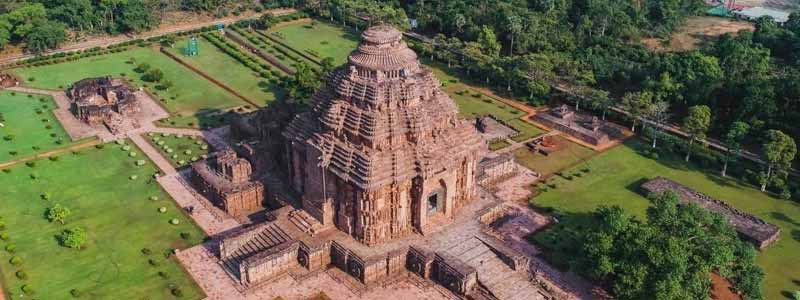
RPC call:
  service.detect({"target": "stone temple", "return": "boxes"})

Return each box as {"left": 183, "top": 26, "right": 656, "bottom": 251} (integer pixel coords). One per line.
{"left": 282, "top": 25, "right": 485, "bottom": 245}
{"left": 67, "top": 77, "right": 140, "bottom": 133}
{"left": 217, "top": 26, "right": 561, "bottom": 299}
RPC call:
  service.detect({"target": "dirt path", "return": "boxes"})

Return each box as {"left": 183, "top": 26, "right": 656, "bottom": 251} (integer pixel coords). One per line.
{"left": 0, "top": 8, "right": 297, "bottom": 66}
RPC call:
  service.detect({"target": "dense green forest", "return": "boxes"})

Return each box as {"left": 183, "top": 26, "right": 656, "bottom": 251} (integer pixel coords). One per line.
{"left": 0, "top": 0, "right": 268, "bottom": 53}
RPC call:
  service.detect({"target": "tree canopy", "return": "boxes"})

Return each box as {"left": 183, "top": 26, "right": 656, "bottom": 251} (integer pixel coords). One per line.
{"left": 577, "top": 191, "right": 763, "bottom": 300}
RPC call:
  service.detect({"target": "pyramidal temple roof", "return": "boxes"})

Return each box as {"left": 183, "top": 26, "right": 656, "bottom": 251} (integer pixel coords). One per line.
{"left": 283, "top": 25, "right": 485, "bottom": 190}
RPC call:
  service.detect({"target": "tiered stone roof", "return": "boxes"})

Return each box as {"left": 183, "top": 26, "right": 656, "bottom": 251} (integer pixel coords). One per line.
{"left": 283, "top": 26, "right": 485, "bottom": 191}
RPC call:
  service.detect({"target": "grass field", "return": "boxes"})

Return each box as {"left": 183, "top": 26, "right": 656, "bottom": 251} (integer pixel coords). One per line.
{"left": 145, "top": 132, "right": 211, "bottom": 168}
{"left": 12, "top": 47, "right": 245, "bottom": 128}
{"left": 267, "top": 20, "right": 360, "bottom": 65}
{"left": 0, "top": 91, "right": 78, "bottom": 164}
{"left": 530, "top": 139, "right": 800, "bottom": 300}
{"left": 166, "top": 37, "right": 286, "bottom": 106}
{"left": 508, "top": 118, "right": 546, "bottom": 142}
{"left": 514, "top": 136, "right": 596, "bottom": 177}
{"left": 0, "top": 142, "right": 205, "bottom": 300}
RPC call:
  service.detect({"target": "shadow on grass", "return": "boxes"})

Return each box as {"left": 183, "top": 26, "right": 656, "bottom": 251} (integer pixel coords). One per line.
{"left": 771, "top": 212, "right": 800, "bottom": 228}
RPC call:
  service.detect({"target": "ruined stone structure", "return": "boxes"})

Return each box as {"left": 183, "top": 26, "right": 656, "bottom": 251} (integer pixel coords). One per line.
{"left": 533, "top": 105, "right": 620, "bottom": 146}
{"left": 191, "top": 150, "right": 265, "bottom": 217}
{"left": 282, "top": 25, "right": 485, "bottom": 245}
{"left": 476, "top": 154, "right": 519, "bottom": 186}
{"left": 0, "top": 73, "right": 19, "bottom": 89}
{"left": 641, "top": 177, "right": 781, "bottom": 249}
{"left": 476, "top": 115, "right": 518, "bottom": 142}
{"left": 67, "top": 77, "right": 140, "bottom": 133}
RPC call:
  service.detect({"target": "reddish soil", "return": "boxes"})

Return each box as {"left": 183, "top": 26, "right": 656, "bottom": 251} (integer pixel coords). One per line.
{"left": 711, "top": 273, "right": 741, "bottom": 300}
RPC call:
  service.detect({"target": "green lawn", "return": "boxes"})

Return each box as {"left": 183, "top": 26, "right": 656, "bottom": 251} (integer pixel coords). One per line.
{"left": 0, "top": 142, "right": 205, "bottom": 300}
{"left": 514, "top": 136, "right": 596, "bottom": 177}
{"left": 508, "top": 118, "right": 546, "bottom": 142}
{"left": 166, "top": 37, "right": 286, "bottom": 106}
{"left": 267, "top": 20, "right": 360, "bottom": 65}
{"left": 145, "top": 132, "right": 211, "bottom": 168}
{"left": 530, "top": 139, "right": 800, "bottom": 300}
{"left": 12, "top": 47, "right": 245, "bottom": 128}
{"left": 0, "top": 91, "right": 78, "bottom": 163}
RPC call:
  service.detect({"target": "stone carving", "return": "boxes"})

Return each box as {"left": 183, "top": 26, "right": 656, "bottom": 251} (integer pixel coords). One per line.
{"left": 67, "top": 77, "right": 140, "bottom": 133}
{"left": 641, "top": 177, "right": 781, "bottom": 249}
{"left": 283, "top": 25, "right": 486, "bottom": 245}
{"left": 191, "top": 150, "right": 265, "bottom": 217}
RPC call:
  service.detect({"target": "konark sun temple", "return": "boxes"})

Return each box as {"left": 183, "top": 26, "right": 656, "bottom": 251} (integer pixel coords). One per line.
{"left": 214, "top": 25, "right": 564, "bottom": 299}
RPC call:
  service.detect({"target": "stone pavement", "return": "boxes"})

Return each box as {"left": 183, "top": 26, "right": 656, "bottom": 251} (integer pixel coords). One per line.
{"left": 158, "top": 172, "right": 240, "bottom": 236}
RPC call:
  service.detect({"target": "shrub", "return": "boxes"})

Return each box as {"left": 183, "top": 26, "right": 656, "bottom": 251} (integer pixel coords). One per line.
{"left": 148, "top": 258, "right": 160, "bottom": 266}
{"left": 21, "top": 284, "right": 33, "bottom": 294}
{"left": 170, "top": 218, "right": 180, "bottom": 225}
{"left": 6, "top": 243, "right": 17, "bottom": 253}
{"left": 25, "top": 161, "right": 36, "bottom": 168}
{"left": 49, "top": 156, "right": 59, "bottom": 161}
{"left": 16, "top": 270, "right": 28, "bottom": 280}
{"left": 9, "top": 256, "right": 22, "bottom": 265}
{"left": 130, "top": 175, "right": 138, "bottom": 180}
{"left": 0, "top": 232, "right": 9, "bottom": 240}
{"left": 95, "top": 144, "right": 105, "bottom": 149}
{"left": 141, "top": 248, "right": 152, "bottom": 255}
{"left": 171, "top": 287, "right": 183, "bottom": 297}
{"left": 58, "top": 227, "right": 87, "bottom": 249}
{"left": 158, "top": 271, "right": 170, "bottom": 279}
{"left": 135, "top": 160, "right": 146, "bottom": 166}
{"left": 158, "top": 207, "right": 167, "bottom": 213}
{"left": 149, "top": 196, "right": 159, "bottom": 201}
{"left": 70, "top": 288, "right": 82, "bottom": 297}
{"left": 1, "top": 169, "right": 9, "bottom": 173}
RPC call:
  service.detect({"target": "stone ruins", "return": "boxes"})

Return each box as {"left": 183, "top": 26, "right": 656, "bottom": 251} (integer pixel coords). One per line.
{"left": 641, "top": 177, "right": 781, "bottom": 249}
{"left": 67, "top": 77, "right": 141, "bottom": 134}
{"left": 214, "top": 25, "right": 564, "bottom": 300}
{"left": 0, "top": 73, "right": 19, "bottom": 89}
{"left": 533, "top": 104, "right": 620, "bottom": 147}
{"left": 191, "top": 150, "right": 265, "bottom": 217}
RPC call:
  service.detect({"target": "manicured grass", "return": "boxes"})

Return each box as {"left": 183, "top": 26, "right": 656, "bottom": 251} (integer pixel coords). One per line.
{"left": 0, "top": 142, "right": 206, "bottom": 300}
{"left": 165, "top": 37, "right": 286, "bottom": 106}
{"left": 12, "top": 47, "right": 245, "bottom": 128}
{"left": 0, "top": 91, "right": 77, "bottom": 163}
{"left": 145, "top": 132, "right": 211, "bottom": 168}
{"left": 530, "top": 139, "right": 800, "bottom": 300}
{"left": 508, "top": 118, "right": 546, "bottom": 142}
{"left": 232, "top": 27, "right": 318, "bottom": 72}
{"left": 267, "top": 20, "right": 360, "bottom": 65}
{"left": 514, "top": 136, "right": 596, "bottom": 177}
{"left": 489, "top": 139, "right": 512, "bottom": 151}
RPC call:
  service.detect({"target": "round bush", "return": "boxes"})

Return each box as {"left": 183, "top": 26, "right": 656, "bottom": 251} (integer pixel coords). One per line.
{"left": 171, "top": 154, "right": 178, "bottom": 159}
{"left": 166, "top": 149, "right": 174, "bottom": 154}
{"left": 70, "top": 288, "right": 82, "bottom": 297}
{"left": 178, "top": 160, "right": 186, "bottom": 165}
{"left": 184, "top": 150, "right": 192, "bottom": 155}
{"left": 122, "top": 145, "right": 131, "bottom": 151}
{"left": 21, "top": 284, "right": 33, "bottom": 294}
{"left": 115, "top": 140, "right": 125, "bottom": 145}
{"left": 129, "top": 152, "right": 137, "bottom": 157}
{"left": 5, "top": 244, "right": 16, "bottom": 253}
{"left": 159, "top": 207, "right": 167, "bottom": 213}
{"left": 157, "top": 140, "right": 165, "bottom": 146}
{"left": 0, "top": 232, "right": 9, "bottom": 240}
{"left": 16, "top": 270, "right": 28, "bottom": 280}
{"left": 171, "top": 287, "right": 183, "bottom": 297}
{"left": 170, "top": 218, "right": 180, "bottom": 225}
{"left": 129, "top": 175, "right": 138, "bottom": 180}
{"left": 200, "top": 145, "right": 208, "bottom": 150}
{"left": 9, "top": 256, "right": 22, "bottom": 265}
{"left": 135, "top": 160, "right": 146, "bottom": 166}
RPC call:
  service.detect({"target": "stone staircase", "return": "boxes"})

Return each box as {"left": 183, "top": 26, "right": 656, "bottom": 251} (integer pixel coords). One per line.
{"left": 445, "top": 237, "right": 546, "bottom": 300}
{"left": 221, "top": 224, "right": 291, "bottom": 277}
{"left": 288, "top": 209, "right": 324, "bottom": 235}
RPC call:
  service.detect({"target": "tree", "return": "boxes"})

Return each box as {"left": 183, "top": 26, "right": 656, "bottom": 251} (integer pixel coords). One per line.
{"left": 761, "top": 130, "right": 797, "bottom": 192}
{"left": 505, "top": 14, "right": 522, "bottom": 55}
{"left": 620, "top": 91, "right": 654, "bottom": 132}
{"left": 682, "top": 105, "right": 711, "bottom": 162}
{"left": 25, "top": 21, "right": 66, "bottom": 54}
{"left": 586, "top": 89, "right": 612, "bottom": 120}
{"left": 142, "top": 68, "right": 164, "bottom": 82}
{"left": 646, "top": 101, "right": 670, "bottom": 148}
{"left": 320, "top": 57, "right": 336, "bottom": 75}
{"left": 578, "top": 191, "right": 762, "bottom": 300}
{"left": 119, "top": 0, "right": 157, "bottom": 33}
{"left": 58, "top": 226, "right": 87, "bottom": 250}
{"left": 286, "top": 63, "right": 320, "bottom": 101}
{"left": 721, "top": 122, "right": 750, "bottom": 177}
{"left": 476, "top": 25, "right": 501, "bottom": 58}
{"left": 46, "top": 204, "right": 72, "bottom": 225}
